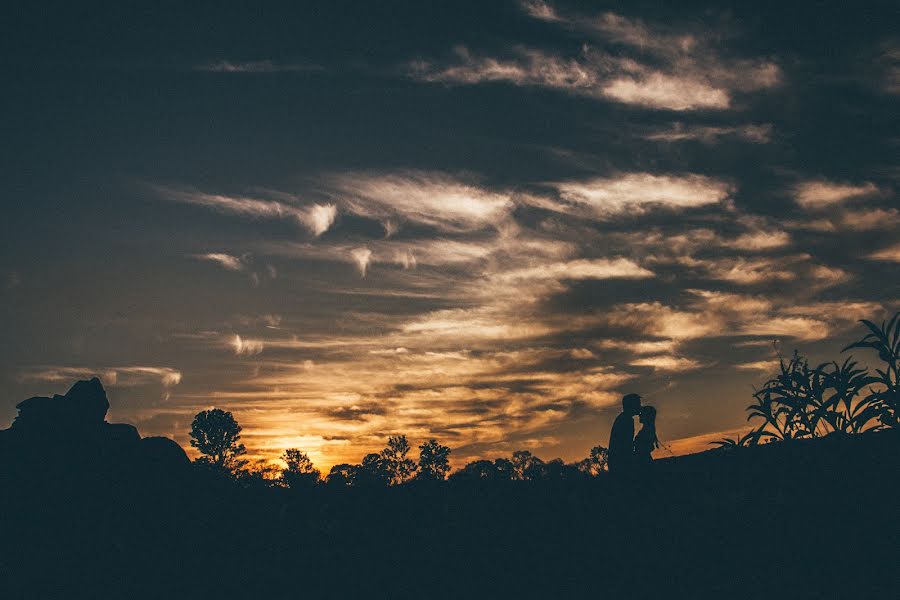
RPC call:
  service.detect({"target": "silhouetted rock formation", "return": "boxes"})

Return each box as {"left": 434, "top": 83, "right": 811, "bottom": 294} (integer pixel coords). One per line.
{"left": 0, "top": 377, "right": 189, "bottom": 479}
{"left": 13, "top": 376, "right": 111, "bottom": 430}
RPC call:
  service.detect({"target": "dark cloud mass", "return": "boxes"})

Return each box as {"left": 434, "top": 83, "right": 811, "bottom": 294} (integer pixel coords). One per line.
{"left": 1, "top": 0, "right": 897, "bottom": 468}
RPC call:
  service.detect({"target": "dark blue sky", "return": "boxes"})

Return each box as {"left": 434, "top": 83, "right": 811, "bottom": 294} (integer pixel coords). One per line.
{"left": 2, "top": 0, "right": 898, "bottom": 467}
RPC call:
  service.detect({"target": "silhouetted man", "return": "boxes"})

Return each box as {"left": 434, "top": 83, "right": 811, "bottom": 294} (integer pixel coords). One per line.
{"left": 608, "top": 393, "right": 641, "bottom": 475}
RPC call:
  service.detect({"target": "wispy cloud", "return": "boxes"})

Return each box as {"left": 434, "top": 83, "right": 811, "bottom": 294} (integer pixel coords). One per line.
{"left": 193, "top": 252, "right": 245, "bottom": 271}
{"left": 194, "top": 60, "right": 321, "bottom": 73}
{"left": 602, "top": 74, "right": 730, "bottom": 111}
{"left": 328, "top": 171, "right": 513, "bottom": 233}
{"left": 231, "top": 334, "right": 265, "bottom": 356}
{"left": 736, "top": 360, "right": 780, "bottom": 372}
{"left": 605, "top": 290, "right": 836, "bottom": 345}
{"left": 793, "top": 180, "right": 879, "bottom": 209}
{"left": 157, "top": 186, "right": 336, "bottom": 236}
{"left": 304, "top": 203, "right": 338, "bottom": 236}
{"left": 497, "top": 258, "right": 653, "bottom": 282}
{"left": 868, "top": 243, "right": 900, "bottom": 262}
{"left": 629, "top": 355, "right": 705, "bottom": 372}
{"left": 838, "top": 207, "right": 900, "bottom": 231}
{"left": 877, "top": 38, "right": 900, "bottom": 94}
{"left": 19, "top": 366, "right": 182, "bottom": 387}
{"left": 351, "top": 247, "right": 373, "bottom": 276}
{"left": 642, "top": 122, "right": 772, "bottom": 144}
{"left": 519, "top": 0, "right": 561, "bottom": 22}
{"left": 411, "top": 8, "right": 780, "bottom": 111}
{"left": 543, "top": 173, "right": 731, "bottom": 216}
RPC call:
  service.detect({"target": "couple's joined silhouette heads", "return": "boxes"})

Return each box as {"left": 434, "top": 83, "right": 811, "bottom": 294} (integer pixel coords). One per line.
{"left": 633, "top": 405, "right": 658, "bottom": 466}
{"left": 608, "top": 393, "right": 641, "bottom": 474}
{"left": 608, "top": 394, "right": 659, "bottom": 474}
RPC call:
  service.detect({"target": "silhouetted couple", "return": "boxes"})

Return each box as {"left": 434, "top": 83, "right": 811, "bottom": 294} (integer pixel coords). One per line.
{"left": 608, "top": 393, "right": 659, "bottom": 475}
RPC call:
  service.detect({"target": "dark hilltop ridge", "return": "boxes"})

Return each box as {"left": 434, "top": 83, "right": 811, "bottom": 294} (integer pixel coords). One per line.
{"left": 1, "top": 377, "right": 897, "bottom": 599}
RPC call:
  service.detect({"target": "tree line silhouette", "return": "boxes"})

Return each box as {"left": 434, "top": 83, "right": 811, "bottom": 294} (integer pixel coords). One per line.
{"left": 189, "top": 407, "right": 610, "bottom": 488}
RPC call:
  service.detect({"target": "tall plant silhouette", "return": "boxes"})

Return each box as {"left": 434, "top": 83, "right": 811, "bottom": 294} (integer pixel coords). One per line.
{"left": 746, "top": 351, "right": 828, "bottom": 442}
{"left": 741, "top": 312, "right": 898, "bottom": 446}
{"left": 843, "top": 312, "right": 900, "bottom": 428}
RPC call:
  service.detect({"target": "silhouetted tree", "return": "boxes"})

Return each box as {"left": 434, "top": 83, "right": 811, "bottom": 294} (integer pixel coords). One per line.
{"left": 493, "top": 457, "right": 517, "bottom": 480}
{"left": 190, "top": 408, "right": 246, "bottom": 471}
{"left": 450, "top": 459, "right": 497, "bottom": 481}
{"left": 380, "top": 435, "right": 417, "bottom": 485}
{"left": 281, "top": 448, "right": 321, "bottom": 488}
{"left": 234, "top": 460, "right": 281, "bottom": 489}
{"left": 326, "top": 463, "right": 356, "bottom": 486}
{"left": 511, "top": 450, "right": 544, "bottom": 480}
{"left": 355, "top": 452, "right": 390, "bottom": 487}
{"left": 542, "top": 458, "right": 583, "bottom": 480}
{"left": 417, "top": 439, "right": 451, "bottom": 481}
{"left": 584, "top": 445, "right": 609, "bottom": 475}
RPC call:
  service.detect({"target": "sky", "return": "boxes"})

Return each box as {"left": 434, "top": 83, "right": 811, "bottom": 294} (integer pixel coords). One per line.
{"left": 2, "top": 0, "right": 898, "bottom": 470}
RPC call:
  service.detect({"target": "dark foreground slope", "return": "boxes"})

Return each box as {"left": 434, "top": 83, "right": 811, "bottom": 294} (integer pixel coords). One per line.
{"left": 1, "top": 383, "right": 897, "bottom": 599}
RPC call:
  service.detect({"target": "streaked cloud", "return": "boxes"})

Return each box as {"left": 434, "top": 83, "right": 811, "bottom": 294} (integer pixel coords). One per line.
{"left": 158, "top": 186, "right": 337, "bottom": 236}
{"left": 519, "top": 0, "right": 561, "bottom": 22}
{"left": 737, "top": 317, "right": 830, "bottom": 341}
{"left": 868, "top": 243, "right": 900, "bottom": 262}
{"left": 231, "top": 334, "right": 264, "bottom": 356}
{"left": 195, "top": 60, "right": 321, "bottom": 73}
{"left": 602, "top": 74, "right": 729, "bottom": 111}
{"left": 303, "top": 204, "right": 338, "bottom": 236}
{"left": 599, "top": 339, "right": 679, "bottom": 356}
{"left": 496, "top": 258, "right": 653, "bottom": 282}
{"left": 735, "top": 360, "right": 780, "bottom": 372}
{"left": 19, "top": 366, "right": 182, "bottom": 388}
{"left": 607, "top": 301, "right": 723, "bottom": 341}
{"left": 545, "top": 173, "right": 731, "bottom": 217}
{"left": 838, "top": 207, "right": 900, "bottom": 231}
{"left": 411, "top": 7, "right": 780, "bottom": 111}
{"left": 328, "top": 171, "right": 514, "bottom": 232}
{"left": 793, "top": 180, "right": 879, "bottom": 209}
{"left": 877, "top": 38, "right": 900, "bottom": 94}
{"left": 193, "top": 252, "right": 245, "bottom": 271}
{"left": 410, "top": 46, "right": 760, "bottom": 111}
{"left": 629, "top": 355, "right": 704, "bottom": 372}
{"left": 351, "top": 247, "right": 373, "bottom": 276}
{"left": 726, "top": 229, "right": 791, "bottom": 250}
{"left": 643, "top": 122, "right": 772, "bottom": 144}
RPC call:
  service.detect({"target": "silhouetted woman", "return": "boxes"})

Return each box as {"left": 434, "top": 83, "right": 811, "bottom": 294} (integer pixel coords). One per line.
{"left": 633, "top": 405, "right": 659, "bottom": 466}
